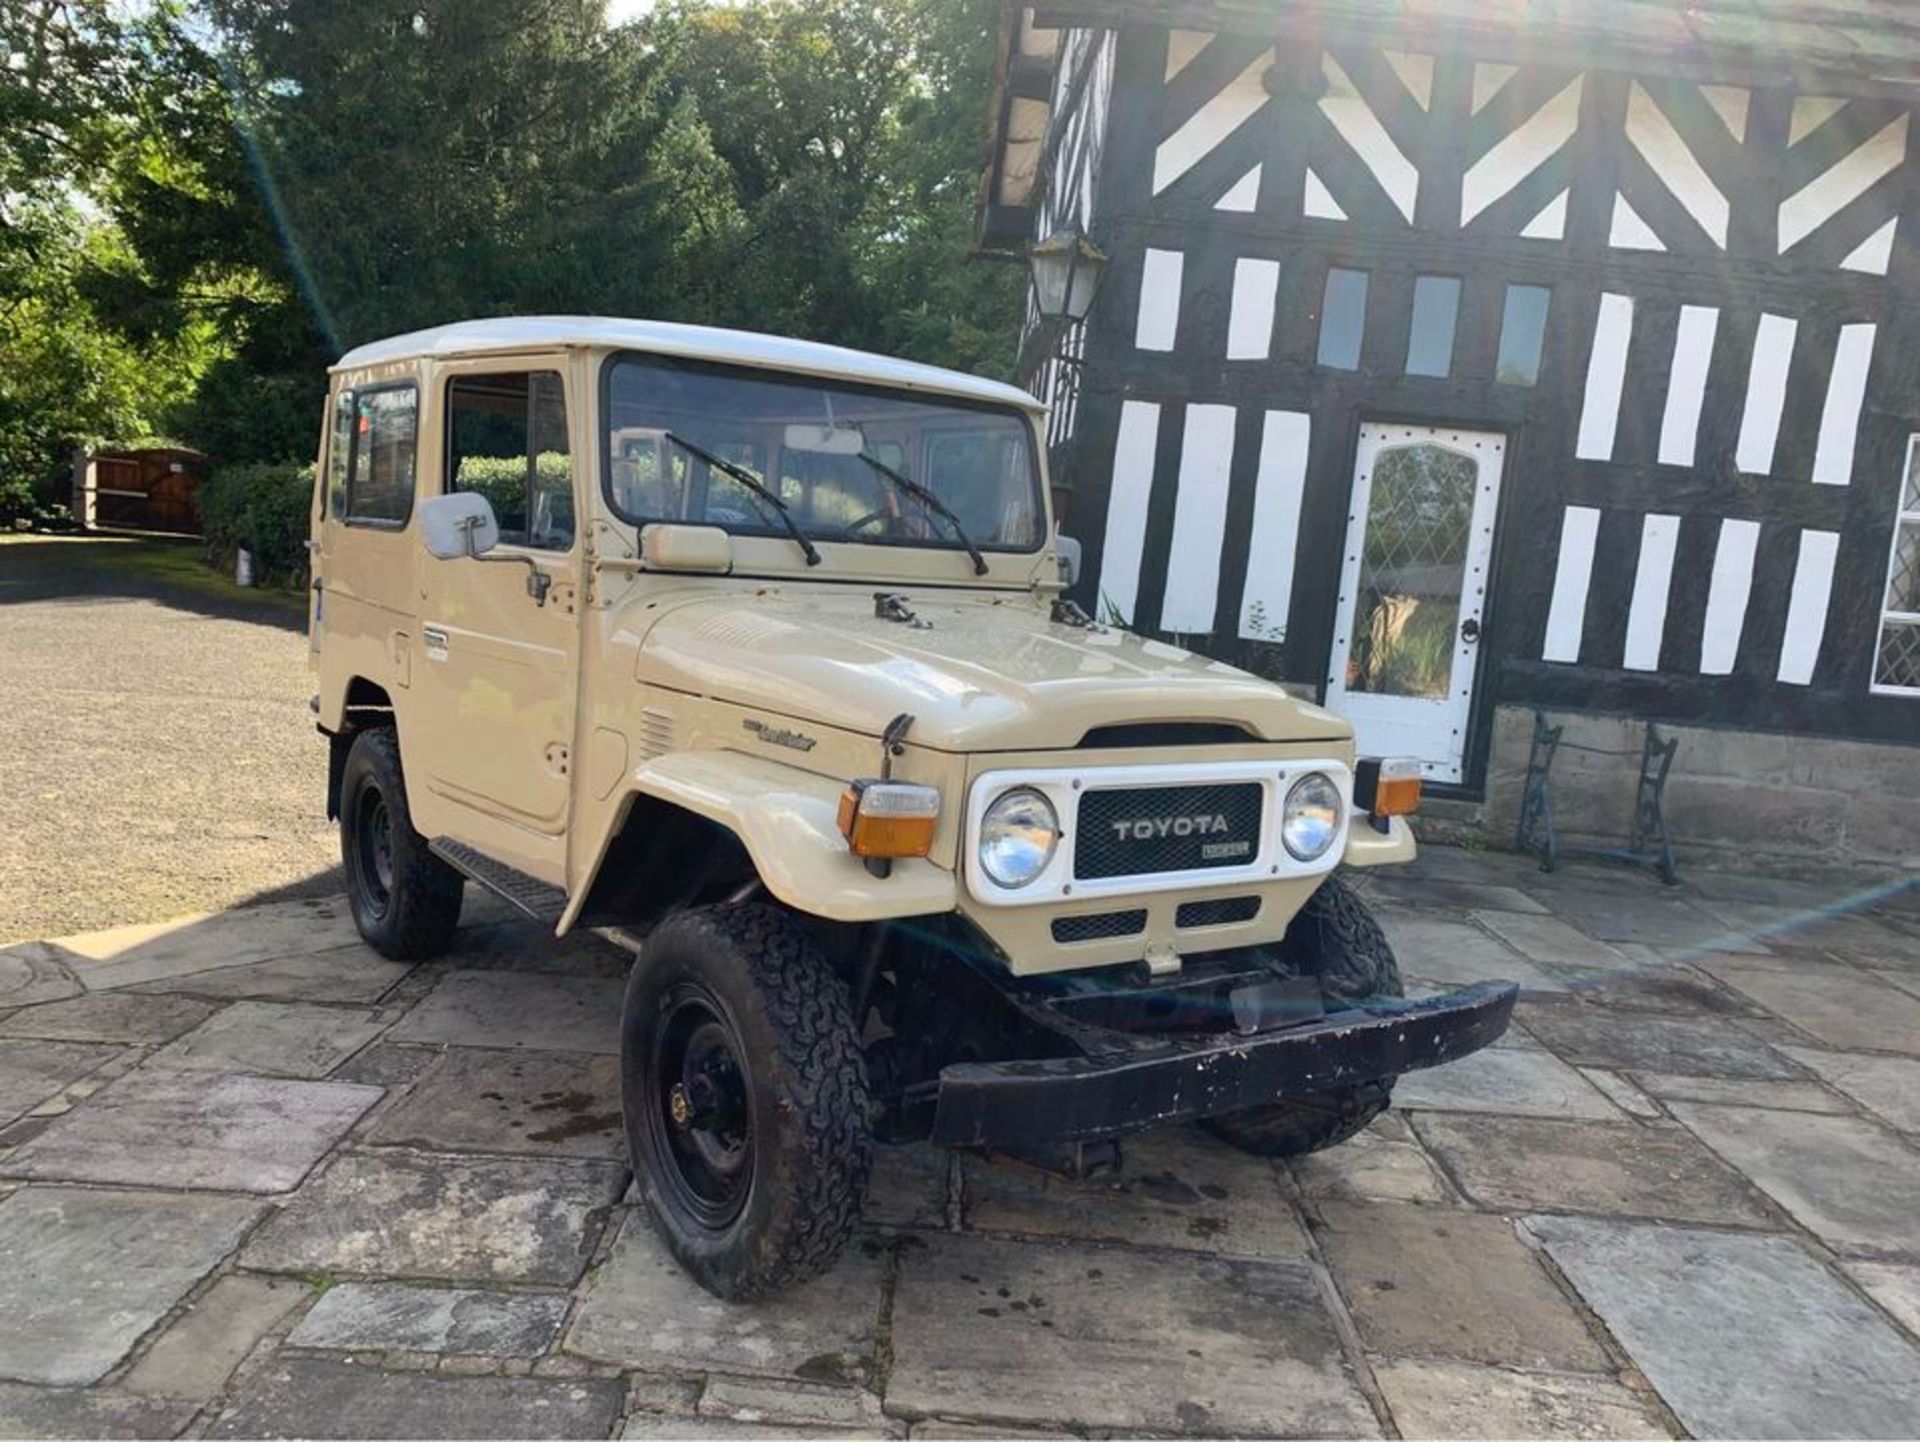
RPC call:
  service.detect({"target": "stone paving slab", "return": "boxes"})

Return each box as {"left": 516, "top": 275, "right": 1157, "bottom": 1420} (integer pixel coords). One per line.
{"left": 1782, "top": 1047, "right": 1920, "bottom": 1132}
{"left": 1540, "top": 887, "right": 1754, "bottom": 953}
{"left": 1629, "top": 1071, "right": 1853, "bottom": 1113}
{"left": 364, "top": 1048, "right": 624, "bottom": 1159}
{"left": 0, "top": 1381, "right": 200, "bottom": 1440}
{"left": 1473, "top": 912, "right": 1629, "bottom": 975}
{"left": 1705, "top": 961, "right": 1920, "bottom": 1055}
{"left": 1559, "top": 955, "right": 1766, "bottom": 1017}
{"left": 1518, "top": 1005, "right": 1803, "bottom": 1079}
{"left": 887, "top": 1232, "right": 1378, "bottom": 1436}
{"left": 567, "top": 1215, "right": 887, "bottom": 1383}
{"left": 623, "top": 1416, "right": 870, "bottom": 1440}
{"left": 961, "top": 1125, "right": 1310, "bottom": 1258}
{"left": 1377, "top": 912, "right": 1565, "bottom": 993}
{"left": 1369, "top": 1359, "right": 1670, "bottom": 1440}
{"left": 288, "top": 1281, "right": 570, "bottom": 1355}
{"left": 1846, "top": 1262, "right": 1920, "bottom": 1339}
{"left": 0, "top": 1186, "right": 263, "bottom": 1386}
{"left": 207, "top": 1359, "right": 626, "bottom": 1440}
{"left": 386, "top": 971, "right": 625, "bottom": 1053}
{"left": 151, "top": 1000, "right": 389, "bottom": 1078}
{"left": 1289, "top": 1114, "right": 1459, "bottom": 1206}
{"left": 0, "top": 944, "right": 83, "bottom": 1008}
{"left": 127, "top": 946, "right": 417, "bottom": 1005}
{"left": 1669, "top": 1103, "right": 1920, "bottom": 1255}
{"left": 1527, "top": 1215, "right": 1920, "bottom": 1439}
{"left": 0, "top": 1038, "right": 121, "bottom": 1126}
{"left": 1393, "top": 1044, "right": 1623, "bottom": 1120}
{"left": 0, "top": 991, "right": 216, "bottom": 1045}
{"left": 243, "top": 1149, "right": 627, "bottom": 1285}
{"left": 1701, "top": 905, "right": 1916, "bottom": 968}
{"left": 1315, "top": 1201, "right": 1610, "bottom": 1372}
{"left": 1413, "top": 1114, "right": 1774, "bottom": 1226}
{"left": 1578, "top": 1068, "right": 1662, "bottom": 1118}
{"left": 0, "top": 1070, "right": 382, "bottom": 1193}
{"left": 51, "top": 898, "right": 366, "bottom": 992}
{"left": 123, "top": 1273, "right": 310, "bottom": 1402}
{"left": 1364, "top": 876, "right": 1550, "bottom": 915}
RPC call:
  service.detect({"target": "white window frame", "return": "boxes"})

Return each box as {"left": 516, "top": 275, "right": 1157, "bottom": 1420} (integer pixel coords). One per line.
{"left": 1871, "top": 434, "right": 1920, "bottom": 697}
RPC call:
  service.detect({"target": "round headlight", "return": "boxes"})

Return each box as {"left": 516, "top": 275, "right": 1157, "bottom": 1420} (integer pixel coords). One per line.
{"left": 1282, "top": 772, "right": 1343, "bottom": 861}
{"left": 979, "top": 787, "right": 1060, "bottom": 889}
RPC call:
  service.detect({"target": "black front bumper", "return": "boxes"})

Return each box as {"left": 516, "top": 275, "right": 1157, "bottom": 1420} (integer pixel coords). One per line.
{"left": 928, "top": 981, "right": 1517, "bottom": 1149}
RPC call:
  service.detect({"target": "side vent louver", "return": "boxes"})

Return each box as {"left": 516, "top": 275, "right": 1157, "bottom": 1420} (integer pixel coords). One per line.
{"left": 638, "top": 708, "right": 675, "bottom": 759}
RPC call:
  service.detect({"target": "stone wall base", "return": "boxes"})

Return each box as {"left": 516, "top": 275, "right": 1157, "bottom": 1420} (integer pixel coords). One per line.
{"left": 1419, "top": 706, "right": 1920, "bottom": 881}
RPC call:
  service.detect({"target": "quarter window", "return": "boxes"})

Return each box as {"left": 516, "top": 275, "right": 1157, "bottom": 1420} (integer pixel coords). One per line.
{"left": 1872, "top": 436, "right": 1920, "bottom": 695}
{"left": 345, "top": 386, "right": 419, "bottom": 526}
{"left": 446, "top": 372, "right": 574, "bottom": 550}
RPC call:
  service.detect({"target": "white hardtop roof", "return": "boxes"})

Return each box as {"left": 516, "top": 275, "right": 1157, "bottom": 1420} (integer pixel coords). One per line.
{"left": 333, "top": 315, "right": 1045, "bottom": 413}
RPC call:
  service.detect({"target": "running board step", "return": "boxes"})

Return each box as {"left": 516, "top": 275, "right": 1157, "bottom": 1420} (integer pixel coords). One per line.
{"left": 430, "top": 839, "right": 567, "bottom": 926}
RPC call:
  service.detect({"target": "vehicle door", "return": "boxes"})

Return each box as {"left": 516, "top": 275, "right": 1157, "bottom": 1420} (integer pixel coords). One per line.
{"left": 413, "top": 358, "right": 583, "bottom": 842}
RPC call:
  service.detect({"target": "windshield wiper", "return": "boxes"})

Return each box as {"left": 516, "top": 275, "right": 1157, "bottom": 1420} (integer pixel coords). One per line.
{"left": 854, "top": 450, "right": 989, "bottom": 577}
{"left": 663, "top": 431, "right": 821, "bottom": 567}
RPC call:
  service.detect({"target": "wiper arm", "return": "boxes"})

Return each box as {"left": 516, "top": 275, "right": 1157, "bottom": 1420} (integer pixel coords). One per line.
{"left": 854, "top": 450, "right": 989, "bottom": 577}
{"left": 663, "top": 431, "right": 821, "bottom": 568}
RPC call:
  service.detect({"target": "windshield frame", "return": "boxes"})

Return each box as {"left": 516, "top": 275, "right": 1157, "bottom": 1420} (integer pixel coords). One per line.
{"left": 596, "top": 348, "right": 1047, "bottom": 559}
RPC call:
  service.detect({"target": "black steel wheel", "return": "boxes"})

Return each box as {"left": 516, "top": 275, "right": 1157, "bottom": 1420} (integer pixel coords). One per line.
{"left": 338, "top": 728, "right": 464, "bottom": 960}
{"left": 1200, "top": 875, "right": 1403, "bottom": 1158}
{"left": 622, "top": 903, "right": 870, "bottom": 1301}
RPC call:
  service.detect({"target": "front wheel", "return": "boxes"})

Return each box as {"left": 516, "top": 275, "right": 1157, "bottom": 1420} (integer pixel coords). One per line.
{"left": 621, "top": 903, "right": 870, "bottom": 1300}
{"left": 1201, "top": 876, "right": 1403, "bottom": 1158}
{"left": 339, "top": 727, "right": 464, "bottom": 960}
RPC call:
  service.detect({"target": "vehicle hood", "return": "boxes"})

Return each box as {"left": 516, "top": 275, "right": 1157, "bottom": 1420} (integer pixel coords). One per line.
{"left": 632, "top": 587, "right": 1350, "bottom": 752}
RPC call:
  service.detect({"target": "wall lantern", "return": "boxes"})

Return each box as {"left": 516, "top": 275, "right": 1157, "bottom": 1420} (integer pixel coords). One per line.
{"left": 1027, "top": 225, "right": 1109, "bottom": 326}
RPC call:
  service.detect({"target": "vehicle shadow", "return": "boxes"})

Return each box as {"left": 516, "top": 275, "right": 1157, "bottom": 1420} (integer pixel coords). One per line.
{"left": 0, "top": 535, "right": 307, "bottom": 635}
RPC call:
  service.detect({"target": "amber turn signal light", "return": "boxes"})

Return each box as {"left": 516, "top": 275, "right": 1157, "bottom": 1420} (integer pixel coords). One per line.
{"left": 1355, "top": 757, "right": 1422, "bottom": 823}
{"left": 837, "top": 780, "right": 940, "bottom": 859}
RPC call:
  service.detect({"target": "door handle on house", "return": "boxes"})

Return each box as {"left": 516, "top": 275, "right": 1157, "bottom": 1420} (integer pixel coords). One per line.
{"left": 1460, "top": 617, "right": 1481, "bottom": 643}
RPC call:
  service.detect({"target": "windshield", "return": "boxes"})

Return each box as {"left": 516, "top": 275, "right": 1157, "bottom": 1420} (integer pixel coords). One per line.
{"left": 602, "top": 352, "right": 1044, "bottom": 554}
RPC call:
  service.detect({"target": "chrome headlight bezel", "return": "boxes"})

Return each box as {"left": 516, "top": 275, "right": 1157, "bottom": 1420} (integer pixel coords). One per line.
{"left": 1281, "top": 771, "right": 1344, "bottom": 861}
{"left": 977, "top": 786, "right": 1061, "bottom": 889}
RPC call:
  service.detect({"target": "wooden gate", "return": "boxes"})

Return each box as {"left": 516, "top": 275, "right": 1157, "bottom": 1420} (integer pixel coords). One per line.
{"left": 75, "top": 448, "right": 206, "bottom": 535}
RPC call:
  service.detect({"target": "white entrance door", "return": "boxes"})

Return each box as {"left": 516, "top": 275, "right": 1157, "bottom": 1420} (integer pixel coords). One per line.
{"left": 1324, "top": 423, "right": 1506, "bottom": 785}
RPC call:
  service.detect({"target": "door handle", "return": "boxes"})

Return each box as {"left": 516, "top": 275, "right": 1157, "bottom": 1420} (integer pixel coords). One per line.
{"left": 1460, "top": 617, "right": 1481, "bottom": 643}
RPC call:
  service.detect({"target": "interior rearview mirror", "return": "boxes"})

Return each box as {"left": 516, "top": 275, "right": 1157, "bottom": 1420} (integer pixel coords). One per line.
{"left": 420, "top": 491, "right": 500, "bottom": 560}
{"left": 784, "top": 422, "right": 865, "bottom": 455}
{"left": 1057, "top": 535, "right": 1083, "bottom": 588}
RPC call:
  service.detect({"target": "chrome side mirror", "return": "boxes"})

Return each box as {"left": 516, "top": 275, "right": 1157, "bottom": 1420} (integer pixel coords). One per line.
{"left": 1057, "top": 534, "right": 1083, "bottom": 589}
{"left": 420, "top": 491, "right": 500, "bottom": 559}
{"left": 418, "top": 491, "right": 550, "bottom": 605}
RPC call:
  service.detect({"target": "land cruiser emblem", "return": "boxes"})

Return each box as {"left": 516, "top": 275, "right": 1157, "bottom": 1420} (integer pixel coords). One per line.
{"left": 1110, "top": 813, "right": 1232, "bottom": 842}
{"left": 742, "top": 718, "right": 817, "bottom": 753}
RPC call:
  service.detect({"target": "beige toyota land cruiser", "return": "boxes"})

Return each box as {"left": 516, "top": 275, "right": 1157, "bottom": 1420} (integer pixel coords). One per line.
{"left": 309, "top": 316, "right": 1515, "bottom": 1300}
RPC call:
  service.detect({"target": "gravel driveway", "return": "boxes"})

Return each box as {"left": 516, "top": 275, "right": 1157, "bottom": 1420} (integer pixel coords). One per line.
{"left": 0, "top": 537, "right": 337, "bottom": 944}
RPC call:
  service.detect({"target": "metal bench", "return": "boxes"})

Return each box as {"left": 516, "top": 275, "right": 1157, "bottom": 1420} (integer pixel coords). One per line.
{"left": 1514, "top": 710, "right": 1679, "bottom": 885}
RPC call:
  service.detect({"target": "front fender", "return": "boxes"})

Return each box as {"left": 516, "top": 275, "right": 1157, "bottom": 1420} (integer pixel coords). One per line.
{"left": 563, "top": 750, "right": 958, "bottom": 931}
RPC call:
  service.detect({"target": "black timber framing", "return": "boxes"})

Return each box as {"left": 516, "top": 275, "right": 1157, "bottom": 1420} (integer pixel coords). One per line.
{"left": 1041, "top": 17, "right": 1920, "bottom": 797}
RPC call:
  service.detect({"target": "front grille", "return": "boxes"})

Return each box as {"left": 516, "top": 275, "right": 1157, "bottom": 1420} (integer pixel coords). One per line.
{"left": 1074, "top": 783, "right": 1265, "bottom": 881}
{"left": 1051, "top": 909, "right": 1148, "bottom": 943}
{"left": 1176, "top": 896, "right": 1261, "bottom": 928}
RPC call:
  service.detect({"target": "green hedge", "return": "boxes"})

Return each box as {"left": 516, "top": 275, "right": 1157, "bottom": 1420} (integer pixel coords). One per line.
{"left": 200, "top": 460, "right": 315, "bottom": 588}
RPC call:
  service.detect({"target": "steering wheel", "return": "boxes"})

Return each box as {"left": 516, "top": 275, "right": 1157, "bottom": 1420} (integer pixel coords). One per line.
{"left": 838, "top": 509, "right": 895, "bottom": 539}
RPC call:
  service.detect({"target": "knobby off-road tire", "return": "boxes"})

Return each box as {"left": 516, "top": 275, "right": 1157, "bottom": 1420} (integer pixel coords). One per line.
{"left": 339, "top": 727, "right": 464, "bottom": 960}
{"left": 1200, "top": 875, "right": 1403, "bottom": 1158}
{"left": 622, "top": 903, "right": 871, "bottom": 1301}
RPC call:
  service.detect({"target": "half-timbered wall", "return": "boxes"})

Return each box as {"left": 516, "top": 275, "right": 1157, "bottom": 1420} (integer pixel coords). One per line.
{"left": 1029, "top": 20, "right": 1920, "bottom": 788}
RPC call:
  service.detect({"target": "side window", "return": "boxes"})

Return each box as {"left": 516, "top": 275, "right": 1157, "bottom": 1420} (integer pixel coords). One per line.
{"left": 446, "top": 371, "right": 574, "bottom": 550}
{"left": 326, "top": 389, "right": 353, "bottom": 520}
{"left": 346, "top": 386, "right": 419, "bottom": 526}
